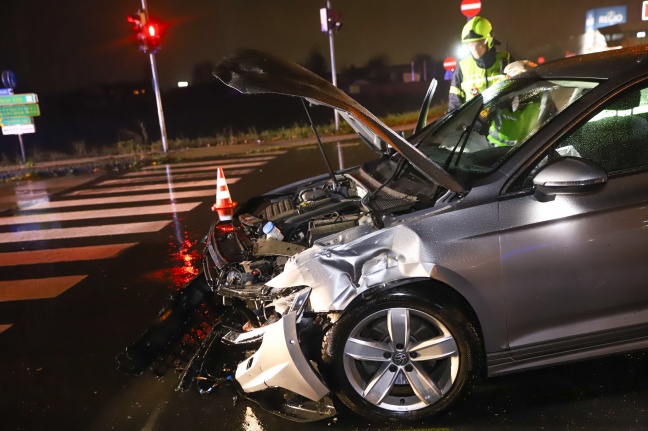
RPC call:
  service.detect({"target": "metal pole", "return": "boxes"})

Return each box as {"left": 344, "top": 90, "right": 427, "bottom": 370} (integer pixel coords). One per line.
{"left": 149, "top": 53, "right": 168, "bottom": 153}
{"left": 17, "top": 134, "right": 25, "bottom": 164}
{"left": 141, "top": 0, "right": 168, "bottom": 153}
{"left": 327, "top": 0, "right": 339, "bottom": 131}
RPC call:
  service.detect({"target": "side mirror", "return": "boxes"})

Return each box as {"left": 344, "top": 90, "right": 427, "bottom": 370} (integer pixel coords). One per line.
{"left": 533, "top": 157, "right": 607, "bottom": 202}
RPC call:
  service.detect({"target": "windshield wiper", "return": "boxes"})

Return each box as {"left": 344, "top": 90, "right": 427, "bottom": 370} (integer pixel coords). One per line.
{"left": 442, "top": 103, "right": 482, "bottom": 171}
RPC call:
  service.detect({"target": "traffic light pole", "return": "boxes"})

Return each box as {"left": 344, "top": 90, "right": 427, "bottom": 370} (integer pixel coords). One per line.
{"left": 141, "top": 0, "right": 168, "bottom": 153}
{"left": 148, "top": 52, "right": 168, "bottom": 153}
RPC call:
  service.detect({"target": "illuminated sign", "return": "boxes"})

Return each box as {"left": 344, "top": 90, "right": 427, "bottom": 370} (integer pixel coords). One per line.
{"left": 585, "top": 6, "right": 627, "bottom": 32}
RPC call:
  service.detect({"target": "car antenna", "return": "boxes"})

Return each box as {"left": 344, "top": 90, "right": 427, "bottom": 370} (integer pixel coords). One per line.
{"left": 301, "top": 98, "right": 340, "bottom": 190}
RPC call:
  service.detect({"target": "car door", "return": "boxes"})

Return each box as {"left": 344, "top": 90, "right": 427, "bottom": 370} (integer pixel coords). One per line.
{"left": 498, "top": 84, "right": 648, "bottom": 359}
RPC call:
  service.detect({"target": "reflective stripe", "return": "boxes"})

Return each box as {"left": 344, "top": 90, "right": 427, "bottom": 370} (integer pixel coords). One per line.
{"left": 449, "top": 86, "right": 464, "bottom": 96}
{"left": 462, "top": 74, "right": 506, "bottom": 88}
{"left": 487, "top": 132, "right": 516, "bottom": 147}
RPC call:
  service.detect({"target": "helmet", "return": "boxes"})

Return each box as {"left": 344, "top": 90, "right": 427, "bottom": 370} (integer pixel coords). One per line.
{"left": 461, "top": 16, "right": 493, "bottom": 48}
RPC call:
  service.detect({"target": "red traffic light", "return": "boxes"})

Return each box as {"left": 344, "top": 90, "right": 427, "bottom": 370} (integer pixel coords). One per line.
{"left": 127, "top": 10, "right": 166, "bottom": 55}
{"left": 145, "top": 23, "right": 157, "bottom": 38}
{"left": 141, "top": 21, "right": 162, "bottom": 53}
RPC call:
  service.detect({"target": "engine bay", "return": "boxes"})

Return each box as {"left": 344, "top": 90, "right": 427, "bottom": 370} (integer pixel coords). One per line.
{"left": 203, "top": 174, "right": 366, "bottom": 298}
{"left": 201, "top": 157, "right": 439, "bottom": 301}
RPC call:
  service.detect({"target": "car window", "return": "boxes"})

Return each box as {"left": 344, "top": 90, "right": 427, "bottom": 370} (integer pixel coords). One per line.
{"left": 509, "top": 84, "right": 648, "bottom": 191}
{"left": 415, "top": 79, "right": 597, "bottom": 181}
{"left": 556, "top": 86, "right": 648, "bottom": 172}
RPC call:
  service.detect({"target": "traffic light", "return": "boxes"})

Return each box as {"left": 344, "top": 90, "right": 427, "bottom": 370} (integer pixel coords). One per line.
{"left": 127, "top": 9, "right": 146, "bottom": 33}
{"left": 127, "top": 9, "right": 165, "bottom": 54}
{"left": 140, "top": 20, "right": 162, "bottom": 54}
{"left": 319, "top": 8, "right": 342, "bottom": 33}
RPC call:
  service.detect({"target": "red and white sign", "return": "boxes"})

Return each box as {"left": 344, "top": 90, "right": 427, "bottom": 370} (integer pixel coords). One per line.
{"left": 443, "top": 57, "right": 457, "bottom": 71}
{"left": 461, "top": 0, "right": 481, "bottom": 18}
{"left": 643, "top": 0, "right": 648, "bottom": 20}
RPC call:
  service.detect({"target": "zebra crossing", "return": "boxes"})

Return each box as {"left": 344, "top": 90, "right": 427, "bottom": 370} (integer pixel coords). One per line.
{"left": 0, "top": 153, "right": 282, "bottom": 335}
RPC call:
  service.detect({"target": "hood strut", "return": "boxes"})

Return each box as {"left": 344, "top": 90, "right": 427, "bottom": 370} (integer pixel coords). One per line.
{"left": 301, "top": 98, "right": 340, "bottom": 190}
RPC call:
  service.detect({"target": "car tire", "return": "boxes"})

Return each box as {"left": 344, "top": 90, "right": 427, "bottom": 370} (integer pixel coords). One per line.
{"left": 322, "top": 291, "right": 481, "bottom": 421}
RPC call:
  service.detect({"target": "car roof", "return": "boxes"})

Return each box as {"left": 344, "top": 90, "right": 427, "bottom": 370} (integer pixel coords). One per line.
{"left": 533, "top": 44, "right": 648, "bottom": 81}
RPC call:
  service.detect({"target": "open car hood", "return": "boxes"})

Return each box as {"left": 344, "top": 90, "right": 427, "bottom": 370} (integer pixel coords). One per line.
{"left": 213, "top": 49, "right": 466, "bottom": 194}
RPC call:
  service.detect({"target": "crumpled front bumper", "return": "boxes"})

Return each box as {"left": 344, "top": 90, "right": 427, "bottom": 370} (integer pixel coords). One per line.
{"left": 225, "top": 293, "right": 337, "bottom": 422}
{"left": 236, "top": 312, "right": 329, "bottom": 401}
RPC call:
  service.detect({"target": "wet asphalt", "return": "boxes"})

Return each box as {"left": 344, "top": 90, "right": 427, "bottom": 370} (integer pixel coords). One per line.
{"left": 0, "top": 142, "right": 646, "bottom": 431}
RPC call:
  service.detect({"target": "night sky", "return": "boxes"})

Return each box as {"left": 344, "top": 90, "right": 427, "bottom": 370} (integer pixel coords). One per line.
{"left": 0, "top": 0, "right": 642, "bottom": 94}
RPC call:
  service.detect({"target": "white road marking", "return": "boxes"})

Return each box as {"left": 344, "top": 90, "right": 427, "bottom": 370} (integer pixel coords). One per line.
{"left": 101, "top": 168, "right": 254, "bottom": 184}
{"left": 66, "top": 178, "right": 239, "bottom": 196}
{"left": 140, "top": 155, "right": 281, "bottom": 171}
{"left": 0, "top": 220, "right": 171, "bottom": 244}
{"left": 0, "top": 275, "right": 88, "bottom": 302}
{"left": 0, "top": 243, "right": 137, "bottom": 266}
{"left": 0, "top": 202, "right": 201, "bottom": 226}
{"left": 25, "top": 190, "right": 216, "bottom": 210}
{"left": 127, "top": 161, "right": 266, "bottom": 177}
{"left": 0, "top": 156, "right": 265, "bottom": 329}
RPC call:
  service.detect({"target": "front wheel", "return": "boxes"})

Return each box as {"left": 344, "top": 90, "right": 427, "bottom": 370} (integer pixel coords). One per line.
{"left": 322, "top": 292, "right": 481, "bottom": 421}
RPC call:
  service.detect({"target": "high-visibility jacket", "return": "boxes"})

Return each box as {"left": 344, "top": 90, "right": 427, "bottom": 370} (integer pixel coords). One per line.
{"left": 487, "top": 101, "right": 541, "bottom": 147}
{"left": 449, "top": 51, "right": 509, "bottom": 111}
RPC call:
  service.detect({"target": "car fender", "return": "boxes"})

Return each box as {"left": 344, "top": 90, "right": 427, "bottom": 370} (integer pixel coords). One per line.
{"left": 266, "top": 218, "right": 507, "bottom": 352}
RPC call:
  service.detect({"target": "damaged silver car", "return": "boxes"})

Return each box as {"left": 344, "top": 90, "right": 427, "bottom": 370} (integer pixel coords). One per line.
{"left": 118, "top": 45, "right": 648, "bottom": 422}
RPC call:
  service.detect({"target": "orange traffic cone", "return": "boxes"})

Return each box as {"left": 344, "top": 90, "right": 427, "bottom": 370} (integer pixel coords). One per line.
{"left": 211, "top": 167, "right": 237, "bottom": 221}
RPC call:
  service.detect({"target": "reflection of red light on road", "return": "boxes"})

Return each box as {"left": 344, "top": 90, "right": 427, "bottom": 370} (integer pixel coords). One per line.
{"left": 141, "top": 230, "right": 225, "bottom": 348}
{"left": 170, "top": 237, "right": 200, "bottom": 285}
{"left": 146, "top": 232, "right": 201, "bottom": 288}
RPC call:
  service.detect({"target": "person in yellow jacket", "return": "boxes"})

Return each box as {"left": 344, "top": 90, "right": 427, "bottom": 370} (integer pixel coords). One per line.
{"left": 486, "top": 60, "right": 547, "bottom": 148}
{"left": 448, "top": 16, "right": 512, "bottom": 111}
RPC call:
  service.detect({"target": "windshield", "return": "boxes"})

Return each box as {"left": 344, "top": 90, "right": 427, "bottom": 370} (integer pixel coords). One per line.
{"left": 413, "top": 78, "right": 599, "bottom": 180}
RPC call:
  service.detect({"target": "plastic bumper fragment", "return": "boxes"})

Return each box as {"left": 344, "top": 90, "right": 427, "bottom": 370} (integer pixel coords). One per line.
{"left": 235, "top": 312, "right": 329, "bottom": 401}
